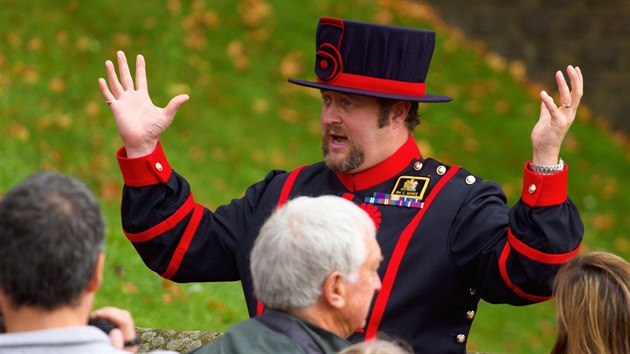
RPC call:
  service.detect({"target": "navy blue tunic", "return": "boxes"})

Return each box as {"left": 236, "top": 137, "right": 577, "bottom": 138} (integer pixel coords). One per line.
{"left": 116, "top": 135, "right": 583, "bottom": 353}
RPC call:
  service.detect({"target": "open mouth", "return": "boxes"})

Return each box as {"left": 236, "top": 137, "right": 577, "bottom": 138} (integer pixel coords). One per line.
{"left": 330, "top": 133, "right": 348, "bottom": 144}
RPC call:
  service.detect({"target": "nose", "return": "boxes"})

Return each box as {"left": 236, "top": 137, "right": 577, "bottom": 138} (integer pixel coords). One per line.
{"left": 321, "top": 102, "right": 342, "bottom": 125}
{"left": 374, "top": 274, "right": 382, "bottom": 292}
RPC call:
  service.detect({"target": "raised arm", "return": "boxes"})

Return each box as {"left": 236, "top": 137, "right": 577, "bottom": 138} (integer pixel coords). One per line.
{"left": 98, "top": 51, "right": 189, "bottom": 158}
{"left": 531, "top": 65, "right": 583, "bottom": 166}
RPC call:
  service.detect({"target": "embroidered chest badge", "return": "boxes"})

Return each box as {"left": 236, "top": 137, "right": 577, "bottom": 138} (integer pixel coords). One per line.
{"left": 391, "top": 176, "right": 430, "bottom": 199}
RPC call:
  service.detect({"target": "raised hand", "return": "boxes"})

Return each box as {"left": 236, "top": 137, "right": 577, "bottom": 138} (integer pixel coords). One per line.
{"left": 98, "top": 51, "right": 189, "bottom": 158}
{"left": 531, "top": 65, "right": 583, "bottom": 165}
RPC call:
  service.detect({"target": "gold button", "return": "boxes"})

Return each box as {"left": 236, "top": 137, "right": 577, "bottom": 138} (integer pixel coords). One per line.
{"left": 155, "top": 162, "right": 163, "bottom": 172}
{"left": 465, "top": 175, "right": 476, "bottom": 185}
{"left": 436, "top": 165, "right": 446, "bottom": 175}
{"left": 414, "top": 161, "right": 423, "bottom": 171}
{"left": 469, "top": 288, "right": 476, "bottom": 296}
{"left": 466, "top": 310, "right": 475, "bottom": 320}
{"left": 528, "top": 184, "right": 536, "bottom": 194}
{"left": 456, "top": 334, "right": 466, "bottom": 344}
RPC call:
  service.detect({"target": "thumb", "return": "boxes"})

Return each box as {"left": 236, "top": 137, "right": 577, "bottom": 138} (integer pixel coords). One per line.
{"left": 164, "top": 94, "right": 190, "bottom": 117}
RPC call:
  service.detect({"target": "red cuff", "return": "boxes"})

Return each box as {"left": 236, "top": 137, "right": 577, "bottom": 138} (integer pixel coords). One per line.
{"left": 116, "top": 142, "right": 173, "bottom": 187}
{"left": 521, "top": 161, "right": 568, "bottom": 207}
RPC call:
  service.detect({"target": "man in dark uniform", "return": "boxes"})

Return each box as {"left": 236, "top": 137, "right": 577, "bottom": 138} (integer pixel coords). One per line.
{"left": 99, "top": 17, "right": 584, "bottom": 353}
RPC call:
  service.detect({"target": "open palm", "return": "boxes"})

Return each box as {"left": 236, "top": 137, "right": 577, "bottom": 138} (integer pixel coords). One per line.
{"left": 98, "top": 51, "right": 189, "bottom": 158}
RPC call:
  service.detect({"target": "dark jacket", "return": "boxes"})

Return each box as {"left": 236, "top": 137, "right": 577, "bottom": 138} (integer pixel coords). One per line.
{"left": 191, "top": 310, "right": 350, "bottom": 354}
{"left": 116, "top": 135, "right": 583, "bottom": 353}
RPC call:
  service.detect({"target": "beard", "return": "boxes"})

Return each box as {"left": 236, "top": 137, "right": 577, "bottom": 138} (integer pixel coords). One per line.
{"left": 322, "top": 128, "right": 365, "bottom": 172}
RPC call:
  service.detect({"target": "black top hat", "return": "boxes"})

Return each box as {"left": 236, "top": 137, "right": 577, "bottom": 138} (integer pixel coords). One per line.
{"left": 289, "top": 17, "right": 452, "bottom": 102}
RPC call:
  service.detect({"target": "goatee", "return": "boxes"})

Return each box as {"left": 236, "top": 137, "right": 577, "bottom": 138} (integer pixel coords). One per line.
{"left": 322, "top": 133, "right": 364, "bottom": 172}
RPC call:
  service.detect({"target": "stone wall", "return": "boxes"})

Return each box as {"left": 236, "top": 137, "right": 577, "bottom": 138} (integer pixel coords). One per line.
{"left": 135, "top": 328, "right": 491, "bottom": 354}
{"left": 426, "top": 0, "right": 630, "bottom": 134}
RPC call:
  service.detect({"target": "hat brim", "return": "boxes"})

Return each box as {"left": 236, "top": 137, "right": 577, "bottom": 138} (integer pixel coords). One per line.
{"left": 288, "top": 78, "right": 452, "bottom": 103}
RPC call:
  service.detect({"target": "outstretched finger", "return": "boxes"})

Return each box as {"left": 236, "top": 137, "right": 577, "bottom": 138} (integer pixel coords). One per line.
{"left": 540, "top": 90, "right": 559, "bottom": 116}
{"left": 164, "top": 94, "right": 190, "bottom": 117}
{"left": 98, "top": 78, "right": 116, "bottom": 105}
{"left": 105, "top": 60, "right": 123, "bottom": 97}
{"left": 555, "top": 70, "right": 571, "bottom": 108}
{"left": 567, "top": 65, "right": 583, "bottom": 106}
{"left": 116, "top": 50, "right": 135, "bottom": 91}
{"left": 135, "top": 54, "right": 148, "bottom": 92}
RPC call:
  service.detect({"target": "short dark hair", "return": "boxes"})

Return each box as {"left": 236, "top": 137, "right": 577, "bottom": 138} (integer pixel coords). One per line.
{"left": 0, "top": 172, "right": 104, "bottom": 310}
{"left": 377, "top": 99, "right": 420, "bottom": 132}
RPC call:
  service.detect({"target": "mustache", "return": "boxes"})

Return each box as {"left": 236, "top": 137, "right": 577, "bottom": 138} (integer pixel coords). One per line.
{"left": 323, "top": 124, "right": 348, "bottom": 136}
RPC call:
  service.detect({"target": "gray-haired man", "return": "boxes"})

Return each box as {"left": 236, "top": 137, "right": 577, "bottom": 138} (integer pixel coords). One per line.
{"left": 193, "top": 195, "right": 383, "bottom": 354}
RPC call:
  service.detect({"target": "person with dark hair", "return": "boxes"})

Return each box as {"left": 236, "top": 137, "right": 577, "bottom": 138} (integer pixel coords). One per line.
{"left": 99, "top": 17, "right": 584, "bottom": 353}
{"left": 0, "top": 172, "right": 173, "bottom": 353}
{"left": 551, "top": 251, "right": 630, "bottom": 354}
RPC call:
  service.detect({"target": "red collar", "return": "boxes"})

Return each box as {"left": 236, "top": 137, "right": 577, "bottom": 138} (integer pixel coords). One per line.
{"left": 336, "top": 135, "right": 422, "bottom": 191}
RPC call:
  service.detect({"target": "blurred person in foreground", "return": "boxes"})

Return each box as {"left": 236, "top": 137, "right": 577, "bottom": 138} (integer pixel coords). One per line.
{"left": 551, "top": 251, "right": 630, "bottom": 354}
{"left": 192, "top": 196, "right": 382, "bottom": 354}
{"left": 100, "top": 16, "right": 584, "bottom": 353}
{"left": 0, "top": 172, "right": 174, "bottom": 354}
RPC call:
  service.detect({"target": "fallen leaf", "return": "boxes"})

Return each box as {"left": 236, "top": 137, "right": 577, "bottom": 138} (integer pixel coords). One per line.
{"left": 279, "top": 107, "right": 299, "bottom": 123}
{"left": 486, "top": 52, "right": 507, "bottom": 73}
{"left": 8, "top": 122, "right": 30, "bottom": 141}
{"left": 238, "top": 0, "right": 272, "bottom": 28}
{"left": 279, "top": 50, "right": 303, "bottom": 78}
{"left": 121, "top": 281, "right": 139, "bottom": 294}
{"left": 227, "top": 40, "right": 249, "bottom": 71}
{"left": 167, "top": 0, "right": 181, "bottom": 14}
{"left": 252, "top": 98, "right": 269, "bottom": 114}
{"left": 27, "top": 36, "right": 43, "bottom": 52}
{"left": 49, "top": 76, "right": 67, "bottom": 93}
{"left": 591, "top": 214, "right": 615, "bottom": 231}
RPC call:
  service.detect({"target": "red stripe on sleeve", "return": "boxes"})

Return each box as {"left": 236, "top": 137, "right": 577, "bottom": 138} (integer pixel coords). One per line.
{"left": 498, "top": 242, "right": 552, "bottom": 302}
{"left": 124, "top": 194, "right": 195, "bottom": 243}
{"left": 160, "top": 204, "right": 204, "bottom": 280}
{"left": 365, "top": 166, "right": 460, "bottom": 339}
{"left": 508, "top": 229, "right": 580, "bottom": 264}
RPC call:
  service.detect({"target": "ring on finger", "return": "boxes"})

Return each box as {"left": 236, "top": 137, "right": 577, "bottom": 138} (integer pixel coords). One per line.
{"left": 106, "top": 100, "right": 115, "bottom": 105}
{"left": 560, "top": 102, "right": 571, "bottom": 109}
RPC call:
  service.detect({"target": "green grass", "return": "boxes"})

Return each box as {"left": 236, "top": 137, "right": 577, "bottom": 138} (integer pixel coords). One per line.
{"left": 1, "top": 1, "right": 629, "bottom": 353}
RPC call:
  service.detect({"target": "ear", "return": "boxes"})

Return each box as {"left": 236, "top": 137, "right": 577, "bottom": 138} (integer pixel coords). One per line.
{"left": 0, "top": 288, "right": 8, "bottom": 310}
{"left": 389, "top": 100, "right": 411, "bottom": 129}
{"left": 322, "top": 271, "right": 346, "bottom": 309}
{"left": 86, "top": 252, "right": 105, "bottom": 293}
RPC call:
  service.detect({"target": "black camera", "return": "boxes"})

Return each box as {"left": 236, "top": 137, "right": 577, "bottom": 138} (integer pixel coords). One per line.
{"left": 88, "top": 318, "right": 117, "bottom": 334}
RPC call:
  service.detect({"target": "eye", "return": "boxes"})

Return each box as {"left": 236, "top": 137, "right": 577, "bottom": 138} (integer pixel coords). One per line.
{"left": 341, "top": 98, "right": 352, "bottom": 107}
{"left": 322, "top": 95, "right": 331, "bottom": 105}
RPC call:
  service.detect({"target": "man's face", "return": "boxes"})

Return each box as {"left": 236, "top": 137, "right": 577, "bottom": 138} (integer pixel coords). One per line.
{"left": 320, "top": 90, "right": 393, "bottom": 173}
{"left": 343, "top": 234, "right": 382, "bottom": 333}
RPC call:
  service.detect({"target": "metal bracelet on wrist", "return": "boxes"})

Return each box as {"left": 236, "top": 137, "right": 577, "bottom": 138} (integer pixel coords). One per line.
{"left": 529, "top": 158, "right": 564, "bottom": 175}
